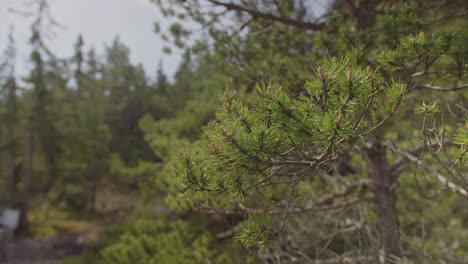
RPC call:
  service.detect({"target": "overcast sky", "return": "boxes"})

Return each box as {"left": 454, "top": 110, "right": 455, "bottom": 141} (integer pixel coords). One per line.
{"left": 1, "top": 0, "right": 329, "bottom": 80}
{"left": 0, "top": 0, "right": 180, "bottom": 79}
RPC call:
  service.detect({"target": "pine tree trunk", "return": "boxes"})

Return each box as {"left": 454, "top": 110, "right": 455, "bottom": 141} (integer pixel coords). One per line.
{"left": 20, "top": 84, "right": 38, "bottom": 232}
{"left": 19, "top": 128, "right": 34, "bottom": 232}
{"left": 90, "top": 175, "right": 97, "bottom": 214}
{"left": 3, "top": 141, "right": 15, "bottom": 208}
{"left": 3, "top": 78, "right": 16, "bottom": 208}
{"left": 366, "top": 138, "right": 401, "bottom": 261}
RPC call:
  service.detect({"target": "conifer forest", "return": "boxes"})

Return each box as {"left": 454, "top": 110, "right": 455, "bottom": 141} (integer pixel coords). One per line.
{"left": 0, "top": 0, "right": 467, "bottom": 263}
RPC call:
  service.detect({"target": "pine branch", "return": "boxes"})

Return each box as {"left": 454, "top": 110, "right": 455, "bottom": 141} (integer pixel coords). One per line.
{"left": 314, "top": 179, "right": 370, "bottom": 206}
{"left": 198, "top": 195, "right": 370, "bottom": 216}
{"left": 207, "top": 0, "right": 326, "bottom": 31}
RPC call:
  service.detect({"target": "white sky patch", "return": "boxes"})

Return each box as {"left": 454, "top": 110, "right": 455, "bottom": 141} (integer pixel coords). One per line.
{"left": 0, "top": 0, "right": 331, "bottom": 81}
{"left": 0, "top": 0, "right": 180, "bottom": 80}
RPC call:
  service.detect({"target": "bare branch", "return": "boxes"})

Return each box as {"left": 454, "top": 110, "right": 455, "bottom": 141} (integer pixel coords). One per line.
{"left": 198, "top": 196, "right": 370, "bottom": 216}
{"left": 314, "top": 179, "right": 371, "bottom": 206}
{"left": 216, "top": 225, "right": 240, "bottom": 240}
{"left": 414, "top": 83, "right": 468, "bottom": 92}
{"left": 389, "top": 140, "right": 454, "bottom": 177}
{"left": 389, "top": 146, "right": 468, "bottom": 198}
{"left": 207, "top": 0, "right": 326, "bottom": 31}
{"left": 258, "top": 253, "right": 374, "bottom": 263}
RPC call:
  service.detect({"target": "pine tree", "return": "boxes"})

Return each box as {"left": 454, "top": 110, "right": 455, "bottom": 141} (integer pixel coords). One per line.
{"left": 50, "top": 35, "right": 112, "bottom": 211}
{"left": 0, "top": 28, "right": 17, "bottom": 208}
{"left": 20, "top": 0, "right": 64, "bottom": 231}
{"left": 142, "top": 0, "right": 468, "bottom": 262}
{"left": 103, "top": 38, "right": 157, "bottom": 166}
{"left": 155, "top": 59, "right": 169, "bottom": 94}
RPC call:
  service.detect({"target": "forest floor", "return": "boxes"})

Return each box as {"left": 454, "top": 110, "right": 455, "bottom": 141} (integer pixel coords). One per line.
{"left": 1, "top": 234, "right": 88, "bottom": 263}
{"left": 0, "top": 188, "right": 138, "bottom": 263}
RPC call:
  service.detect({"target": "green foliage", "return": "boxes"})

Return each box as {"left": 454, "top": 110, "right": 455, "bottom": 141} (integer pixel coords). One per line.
{"left": 169, "top": 57, "right": 404, "bottom": 201}
{"left": 1, "top": 0, "right": 467, "bottom": 263}
{"left": 414, "top": 102, "right": 440, "bottom": 115}
{"left": 235, "top": 215, "right": 275, "bottom": 251}
{"left": 454, "top": 119, "right": 468, "bottom": 165}
{"left": 102, "top": 219, "right": 252, "bottom": 264}
{"left": 147, "top": 0, "right": 468, "bottom": 261}
{"left": 454, "top": 120, "right": 468, "bottom": 145}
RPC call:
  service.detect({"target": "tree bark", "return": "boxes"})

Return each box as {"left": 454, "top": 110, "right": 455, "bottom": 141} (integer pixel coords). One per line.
{"left": 90, "top": 175, "right": 97, "bottom": 214}
{"left": 19, "top": 123, "right": 35, "bottom": 232}
{"left": 20, "top": 78, "right": 39, "bottom": 232}
{"left": 3, "top": 77, "right": 16, "bottom": 208}
{"left": 365, "top": 138, "right": 401, "bottom": 261}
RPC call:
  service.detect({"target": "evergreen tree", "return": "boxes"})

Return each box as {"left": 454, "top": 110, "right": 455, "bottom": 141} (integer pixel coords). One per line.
{"left": 155, "top": 59, "right": 169, "bottom": 94}
{"left": 103, "top": 38, "right": 157, "bottom": 166}
{"left": 20, "top": 0, "right": 65, "bottom": 231}
{"left": 111, "top": 1, "right": 468, "bottom": 263}
{"left": 47, "top": 35, "right": 112, "bottom": 211}
{"left": 0, "top": 28, "right": 17, "bottom": 208}
{"left": 1, "top": 1, "right": 466, "bottom": 263}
